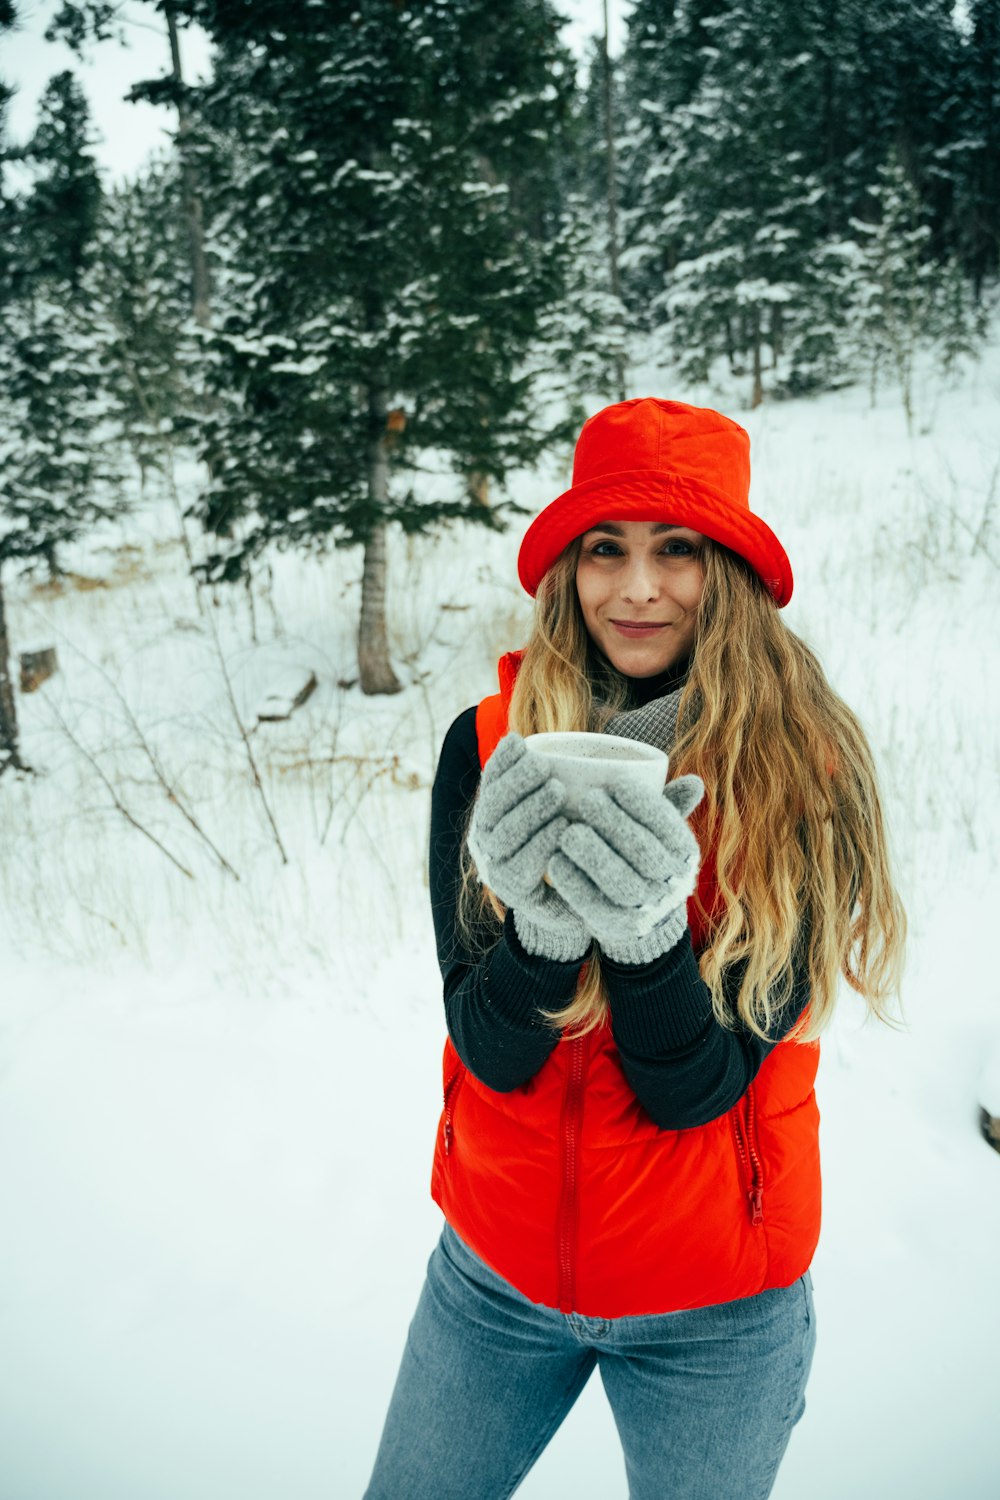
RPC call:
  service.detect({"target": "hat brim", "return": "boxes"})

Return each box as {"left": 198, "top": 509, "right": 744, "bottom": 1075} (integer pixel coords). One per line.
{"left": 517, "top": 469, "right": 793, "bottom": 607}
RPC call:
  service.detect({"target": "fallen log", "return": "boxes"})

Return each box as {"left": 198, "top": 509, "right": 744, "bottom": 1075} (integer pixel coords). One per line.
{"left": 257, "top": 668, "right": 318, "bottom": 723}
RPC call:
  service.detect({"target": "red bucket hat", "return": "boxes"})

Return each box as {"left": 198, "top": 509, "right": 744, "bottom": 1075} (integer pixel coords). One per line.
{"left": 517, "top": 397, "right": 793, "bottom": 606}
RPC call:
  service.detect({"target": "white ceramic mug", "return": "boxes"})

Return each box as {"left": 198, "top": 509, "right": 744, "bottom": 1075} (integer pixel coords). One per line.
{"left": 523, "top": 731, "right": 668, "bottom": 818}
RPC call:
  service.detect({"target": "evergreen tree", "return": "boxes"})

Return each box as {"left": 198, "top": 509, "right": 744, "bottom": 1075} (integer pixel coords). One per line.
{"left": 951, "top": 0, "right": 1000, "bottom": 296}
{"left": 0, "top": 0, "right": 22, "bottom": 770}
{"left": 575, "top": 35, "right": 617, "bottom": 211}
{"left": 841, "top": 1, "right": 964, "bottom": 262}
{"left": 746, "top": 1, "right": 962, "bottom": 259}
{"left": 0, "top": 297, "right": 120, "bottom": 573}
{"left": 618, "top": 0, "right": 720, "bottom": 325}
{"left": 527, "top": 202, "right": 628, "bottom": 426}
{"left": 572, "top": 33, "right": 629, "bottom": 398}
{"left": 846, "top": 153, "right": 984, "bottom": 425}
{"left": 188, "top": 0, "right": 609, "bottom": 693}
{"left": 47, "top": 0, "right": 214, "bottom": 325}
{"left": 0, "top": 73, "right": 123, "bottom": 608}
{"left": 618, "top": 0, "right": 975, "bottom": 401}
{"left": 18, "top": 70, "right": 102, "bottom": 289}
{"left": 926, "top": 252, "right": 988, "bottom": 374}
{"left": 622, "top": 1, "right": 834, "bottom": 402}
{"left": 94, "top": 161, "right": 199, "bottom": 485}
{"left": 846, "top": 156, "right": 936, "bottom": 424}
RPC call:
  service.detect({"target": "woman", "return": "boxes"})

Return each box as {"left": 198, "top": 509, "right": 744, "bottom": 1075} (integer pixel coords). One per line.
{"left": 364, "top": 398, "right": 905, "bottom": 1500}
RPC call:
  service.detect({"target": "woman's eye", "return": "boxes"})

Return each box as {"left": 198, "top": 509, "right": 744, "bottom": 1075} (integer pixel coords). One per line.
{"left": 587, "top": 539, "right": 695, "bottom": 559}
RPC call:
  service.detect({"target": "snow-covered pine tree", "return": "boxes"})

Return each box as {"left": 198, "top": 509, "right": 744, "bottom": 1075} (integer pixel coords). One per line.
{"left": 526, "top": 200, "right": 629, "bottom": 433}
{"left": 18, "top": 69, "right": 101, "bottom": 289}
{"left": 618, "top": 0, "right": 975, "bottom": 399}
{"left": 835, "top": 0, "right": 967, "bottom": 268}
{"left": 847, "top": 153, "right": 984, "bottom": 425}
{"left": 0, "top": 73, "right": 124, "bottom": 601}
{"left": 94, "top": 161, "right": 200, "bottom": 487}
{"left": 574, "top": 35, "right": 619, "bottom": 218}
{"left": 621, "top": 0, "right": 831, "bottom": 403}
{"left": 0, "top": 0, "right": 21, "bottom": 770}
{"left": 846, "top": 155, "right": 936, "bottom": 427}
{"left": 570, "top": 32, "right": 629, "bottom": 400}
{"left": 617, "top": 0, "right": 721, "bottom": 333}
{"left": 950, "top": 0, "right": 1000, "bottom": 297}
{"left": 46, "top": 0, "right": 213, "bottom": 326}
{"left": 785, "top": 0, "right": 983, "bottom": 334}
{"left": 187, "top": 0, "right": 605, "bottom": 694}
{"left": 925, "top": 253, "right": 988, "bottom": 376}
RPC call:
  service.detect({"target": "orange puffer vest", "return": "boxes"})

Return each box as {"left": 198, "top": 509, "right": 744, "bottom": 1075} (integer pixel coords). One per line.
{"left": 430, "top": 653, "right": 822, "bottom": 1317}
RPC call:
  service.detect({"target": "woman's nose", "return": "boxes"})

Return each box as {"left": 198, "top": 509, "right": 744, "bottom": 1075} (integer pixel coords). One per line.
{"left": 620, "top": 556, "right": 660, "bottom": 602}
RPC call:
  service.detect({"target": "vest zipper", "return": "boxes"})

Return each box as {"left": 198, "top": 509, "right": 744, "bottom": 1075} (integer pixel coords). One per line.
{"left": 556, "top": 1033, "right": 590, "bottom": 1313}
{"left": 443, "top": 1060, "right": 466, "bottom": 1156}
{"left": 732, "top": 1085, "right": 765, "bottom": 1226}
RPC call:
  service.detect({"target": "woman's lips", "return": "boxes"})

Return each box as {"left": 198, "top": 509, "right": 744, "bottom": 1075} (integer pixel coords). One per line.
{"left": 611, "top": 620, "right": 667, "bottom": 638}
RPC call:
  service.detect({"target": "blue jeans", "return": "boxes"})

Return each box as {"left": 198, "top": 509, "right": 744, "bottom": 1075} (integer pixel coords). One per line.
{"left": 364, "top": 1223, "right": 816, "bottom": 1500}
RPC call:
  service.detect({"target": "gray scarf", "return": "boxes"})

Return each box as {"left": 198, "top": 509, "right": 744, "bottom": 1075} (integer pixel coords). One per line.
{"left": 602, "top": 684, "right": 684, "bottom": 758}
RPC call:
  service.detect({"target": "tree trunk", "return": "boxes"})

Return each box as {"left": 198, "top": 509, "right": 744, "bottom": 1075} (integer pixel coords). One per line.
{"left": 469, "top": 470, "right": 490, "bottom": 507}
{"left": 602, "top": 0, "right": 627, "bottom": 401}
{"left": 358, "top": 528, "right": 403, "bottom": 695}
{"left": 358, "top": 384, "right": 403, "bottom": 696}
{"left": 164, "top": 1, "right": 211, "bottom": 328}
{"left": 751, "top": 318, "right": 764, "bottom": 408}
{"left": 43, "top": 540, "right": 64, "bottom": 581}
{"left": 0, "top": 566, "right": 24, "bottom": 773}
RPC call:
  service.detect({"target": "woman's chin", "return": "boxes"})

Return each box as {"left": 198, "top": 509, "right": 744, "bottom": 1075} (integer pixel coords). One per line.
{"left": 604, "top": 641, "right": 681, "bottom": 678}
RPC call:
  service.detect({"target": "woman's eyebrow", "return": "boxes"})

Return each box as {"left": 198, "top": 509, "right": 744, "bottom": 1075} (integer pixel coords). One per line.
{"left": 584, "top": 522, "right": 685, "bottom": 537}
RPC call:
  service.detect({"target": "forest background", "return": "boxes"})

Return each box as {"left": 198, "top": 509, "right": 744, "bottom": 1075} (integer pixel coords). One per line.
{"left": 1, "top": 3, "right": 998, "bottom": 1498}
{"left": 2, "top": 0, "right": 996, "bottom": 724}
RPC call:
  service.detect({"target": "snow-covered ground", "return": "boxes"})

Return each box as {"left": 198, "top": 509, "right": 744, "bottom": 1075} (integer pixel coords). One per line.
{"left": 1, "top": 340, "right": 999, "bottom": 1499}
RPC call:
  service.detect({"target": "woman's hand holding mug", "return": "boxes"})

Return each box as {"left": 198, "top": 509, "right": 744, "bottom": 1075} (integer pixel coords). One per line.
{"left": 548, "top": 773, "right": 705, "bottom": 966}
{"left": 467, "top": 733, "right": 591, "bottom": 963}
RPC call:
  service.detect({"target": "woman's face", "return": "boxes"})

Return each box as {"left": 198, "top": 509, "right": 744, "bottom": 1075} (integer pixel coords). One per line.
{"left": 575, "top": 520, "right": 706, "bottom": 678}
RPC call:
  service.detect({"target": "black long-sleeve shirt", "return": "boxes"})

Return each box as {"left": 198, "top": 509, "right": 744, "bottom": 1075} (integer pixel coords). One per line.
{"left": 428, "top": 674, "right": 811, "bottom": 1130}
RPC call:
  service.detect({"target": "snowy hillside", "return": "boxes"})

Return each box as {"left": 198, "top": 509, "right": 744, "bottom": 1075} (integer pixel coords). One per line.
{"left": 1, "top": 341, "right": 998, "bottom": 1500}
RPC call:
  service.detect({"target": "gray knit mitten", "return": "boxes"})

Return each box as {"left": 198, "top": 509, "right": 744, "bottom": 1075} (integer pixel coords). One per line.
{"left": 547, "top": 775, "right": 705, "bottom": 965}
{"left": 467, "top": 733, "right": 591, "bottom": 963}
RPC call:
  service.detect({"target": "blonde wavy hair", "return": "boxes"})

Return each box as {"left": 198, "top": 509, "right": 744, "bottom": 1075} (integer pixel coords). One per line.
{"left": 458, "top": 538, "right": 906, "bottom": 1042}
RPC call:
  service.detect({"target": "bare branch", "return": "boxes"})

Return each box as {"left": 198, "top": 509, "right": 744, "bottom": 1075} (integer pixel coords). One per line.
{"left": 21, "top": 601, "right": 242, "bottom": 880}
{"left": 152, "top": 405, "right": 289, "bottom": 864}
{"left": 43, "top": 696, "right": 196, "bottom": 881}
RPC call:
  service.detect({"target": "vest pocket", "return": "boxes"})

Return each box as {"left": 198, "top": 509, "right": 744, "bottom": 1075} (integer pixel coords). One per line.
{"left": 443, "top": 1058, "right": 466, "bottom": 1156}
{"left": 730, "top": 1085, "right": 765, "bottom": 1226}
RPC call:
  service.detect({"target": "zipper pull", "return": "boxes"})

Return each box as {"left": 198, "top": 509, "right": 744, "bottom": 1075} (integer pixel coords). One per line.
{"left": 749, "top": 1187, "right": 764, "bottom": 1226}
{"left": 444, "top": 1118, "right": 453, "bottom": 1155}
